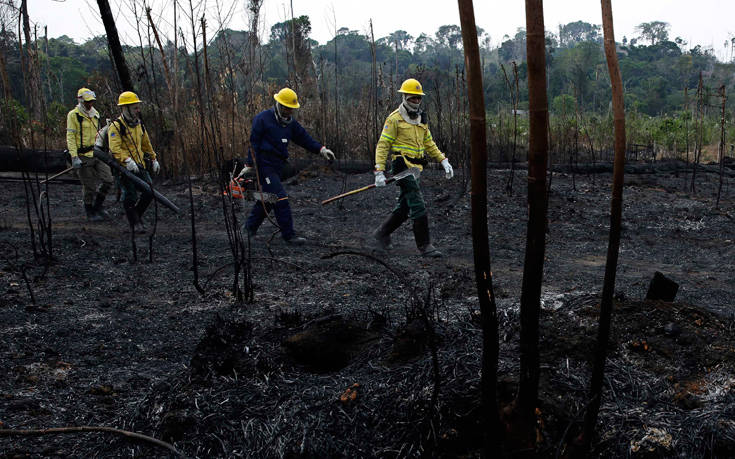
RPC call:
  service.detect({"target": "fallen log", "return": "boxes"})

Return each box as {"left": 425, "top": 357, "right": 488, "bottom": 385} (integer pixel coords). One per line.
{"left": 0, "top": 145, "right": 67, "bottom": 173}
{"left": 0, "top": 145, "right": 180, "bottom": 213}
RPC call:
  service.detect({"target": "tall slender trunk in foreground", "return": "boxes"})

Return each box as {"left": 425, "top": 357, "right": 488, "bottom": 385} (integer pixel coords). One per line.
{"left": 581, "top": 0, "right": 627, "bottom": 452}
{"left": 683, "top": 87, "right": 689, "bottom": 189}
{"left": 517, "top": 0, "right": 549, "bottom": 444}
{"left": 716, "top": 85, "right": 726, "bottom": 208}
{"left": 97, "top": 0, "right": 134, "bottom": 91}
{"left": 20, "top": 0, "right": 42, "bottom": 121}
{"left": 457, "top": 0, "right": 500, "bottom": 453}
{"left": 691, "top": 73, "right": 704, "bottom": 192}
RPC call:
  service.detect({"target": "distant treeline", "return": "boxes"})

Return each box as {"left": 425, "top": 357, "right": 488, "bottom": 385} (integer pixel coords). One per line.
{"left": 3, "top": 19, "right": 732, "bottom": 113}
{"left": 1, "top": 14, "right": 733, "bottom": 171}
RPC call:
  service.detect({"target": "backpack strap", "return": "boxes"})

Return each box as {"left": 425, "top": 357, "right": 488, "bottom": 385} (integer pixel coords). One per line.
{"left": 75, "top": 111, "right": 99, "bottom": 153}
{"left": 112, "top": 116, "right": 143, "bottom": 137}
{"left": 76, "top": 113, "right": 84, "bottom": 150}
{"left": 112, "top": 117, "right": 127, "bottom": 137}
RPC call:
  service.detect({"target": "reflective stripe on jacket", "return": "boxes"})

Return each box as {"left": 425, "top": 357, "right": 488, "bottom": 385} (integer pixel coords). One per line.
{"left": 66, "top": 107, "right": 100, "bottom": 157}
{"left": 375, "top": 108, "right": 445, "bottom": 171}
{"left": 108, "top": 117, "right": 156, "bottom": 167}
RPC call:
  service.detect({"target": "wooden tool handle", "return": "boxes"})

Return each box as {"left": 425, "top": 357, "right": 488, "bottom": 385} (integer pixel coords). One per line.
{"left": 40, "top": 166, "right": 75, "bottom": 184}
{"left": 321, "top": 184, "right": 376, "bottom": 205}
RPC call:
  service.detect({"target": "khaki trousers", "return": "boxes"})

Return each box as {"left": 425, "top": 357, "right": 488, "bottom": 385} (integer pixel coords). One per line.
{"left": 76, "top": 155, "right": 114, "bottom": 205}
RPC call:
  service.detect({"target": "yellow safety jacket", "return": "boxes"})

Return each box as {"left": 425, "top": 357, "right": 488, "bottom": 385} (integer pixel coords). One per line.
{"left": 66, "top": 106, "right": 100, "bottom": 158}
{"left": 375, "top": 108, "right": 445, "bottom": 171}
{"left": 108, "top": 117, "right": 156, "bottom": 168}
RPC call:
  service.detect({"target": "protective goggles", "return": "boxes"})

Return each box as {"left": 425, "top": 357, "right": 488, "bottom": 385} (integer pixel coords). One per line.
{"left": 79, "top": 90, "right": 96, "bottom": 101}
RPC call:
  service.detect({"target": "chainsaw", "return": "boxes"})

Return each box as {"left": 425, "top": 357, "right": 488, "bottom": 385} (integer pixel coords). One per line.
{"left": 223, "top": 177, "right": 278, "bottom": 203}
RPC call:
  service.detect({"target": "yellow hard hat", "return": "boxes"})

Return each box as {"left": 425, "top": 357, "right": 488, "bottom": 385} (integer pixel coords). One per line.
{"left": 117, "top": 91, "right": 142, "bottom": 106}
{"left": 273, "top": 88, "right": 300, "bottom": 109}
{"left": 398, "top": 78, "right": 425, "bottom": 96}
{"left": 77, "top": 88, "right": 96, "bottom": 101}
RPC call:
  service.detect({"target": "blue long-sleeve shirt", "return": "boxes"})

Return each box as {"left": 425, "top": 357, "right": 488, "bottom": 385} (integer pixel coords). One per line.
{"left": 247, "top": 108, "right": 322, "bottom": 169}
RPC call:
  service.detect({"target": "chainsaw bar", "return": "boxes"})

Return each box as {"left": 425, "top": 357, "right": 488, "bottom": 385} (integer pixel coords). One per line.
{"left": 245, "top": 190, "right": 278, "bottom": 203}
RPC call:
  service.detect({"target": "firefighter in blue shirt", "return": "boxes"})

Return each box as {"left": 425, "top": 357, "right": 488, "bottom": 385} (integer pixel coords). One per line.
{"left": 243, "top": 88, "right": 335, "bottom": 244}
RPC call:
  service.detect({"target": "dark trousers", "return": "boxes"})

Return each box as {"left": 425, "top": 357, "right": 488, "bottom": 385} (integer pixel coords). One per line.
{"left": 245, "top": 166, "right": 294, "bottom": 240}
{"left": 391, "top": 157, "right": 427, "bottom": 220}
{"left": 120, "top": 168, "right": 153, "bottom": 216}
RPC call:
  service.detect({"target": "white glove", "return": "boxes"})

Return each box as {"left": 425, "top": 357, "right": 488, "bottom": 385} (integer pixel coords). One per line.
{"left": 374, "top": 170, "right": 386, "bottom": 187}
{"left": 152, "top": 159, "right": 160, "bottom": 174}
{"left": 124, "top": 157, "right": 139, "bottom": 173}
{"left": 71, "top": 156, "right": 82, "bottom": 169}
{"left": 320, "top": 146, "right": 335, "bottom": 161}
{"left": 441, "top": 158, "right": 454, "bottom": 179}
{"left": 236, "top": 165, "right": 254, "bottom": 179}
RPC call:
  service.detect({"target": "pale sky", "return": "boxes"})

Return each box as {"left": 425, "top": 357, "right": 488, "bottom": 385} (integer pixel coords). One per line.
{"left": 26, "top": 0, "right": 735, "bottom": 61}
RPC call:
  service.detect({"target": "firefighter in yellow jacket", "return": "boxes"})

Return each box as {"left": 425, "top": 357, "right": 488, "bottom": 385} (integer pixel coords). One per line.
{"left": 66, "top": 87, "right": 113, "bottom": 221}
{"left": 372, "top": 78, "right": 454, "bottom": 258}
{"left": 108, "top": 91, "right": 160, "bottom": 231}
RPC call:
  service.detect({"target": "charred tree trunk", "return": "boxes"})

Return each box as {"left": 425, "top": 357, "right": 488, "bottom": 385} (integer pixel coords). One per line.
{"left": 201, "top": 18, "right": 251, "bottom": 303}
{"left": 572, "top": 85, "right": 581, "bottom": 191}
{"left": 716, "top": 85, "right": 726, "bottom": 208}
{"left": 0, "top": 32, "right": 12, "bottom": 101}
{"left": 691, "top": 73, "right": 704, "bottom": 192}
{"left": 683, "top": 87, "right": 689, "bottom": 190}
{"left": 333, "top": 19, "right": 340, "bottom": 152}
{"left": 457, "top": 1, "right": 501, "bottom": 453}
{"left": 184, "top": 5, "right": 211, "bottom": 293}
{"left": 173, "top": 0, "right": 179, "bottom": 147}
{"left": 369, "top": 20, "right": 378, "bottom": 157}
{"left": 17, "top": 10, "right": 27, "bottom": 108}
{"left": 97, "top": 0, "right": 134, "bottom": 91}
{"left": 146, "top": 7, "right": 176, "bottom": 174}
{"left": 20, "top": 0, "right": 41, "bottom": 121}
{"left": 288, "top": 0, "right": 300, "bottom": 90}
{"left": 502, "top": 63, "right": 520, "bottom": 196}
{"left": 580, "top": 0, "right": 627, "bottom": 452}
{"left": 517, "top": 0, "right": 549, "bottom": 443}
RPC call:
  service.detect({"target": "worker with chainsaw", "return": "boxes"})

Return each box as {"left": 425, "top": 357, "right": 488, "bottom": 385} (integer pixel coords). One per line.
{"left": 242, "top": 87, "right": 335, "bottom": 245}
{"left": 372, "top": 78, "right": 454, "bottom": 258}
{"left": 66, "top": 87, "right": 114, "bottom": 221}
{"left": 108, "top": 91, "right": 160, "bottom": 232}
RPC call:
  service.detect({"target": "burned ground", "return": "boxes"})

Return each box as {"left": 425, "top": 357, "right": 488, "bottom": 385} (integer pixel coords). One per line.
{"left": 1, "top": 161, "right": 734, "bottom": 457}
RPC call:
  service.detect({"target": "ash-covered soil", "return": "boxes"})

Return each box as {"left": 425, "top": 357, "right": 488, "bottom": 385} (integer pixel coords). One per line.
{"left": 1, "top": 161, "right": 733, "bottom": 458}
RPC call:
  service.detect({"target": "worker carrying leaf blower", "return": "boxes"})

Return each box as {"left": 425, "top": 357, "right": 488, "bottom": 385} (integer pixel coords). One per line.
{"left": 372, "top": 78, "right": 454, "bottom": 258}
{"left": 108, "top": 91, "right": 161, "bottom": 233}
{"left": 240, "top": 87, "right": 335, "bottom": 245}
{"left": 66, "top": 87, "right": 114, "bottom": 221}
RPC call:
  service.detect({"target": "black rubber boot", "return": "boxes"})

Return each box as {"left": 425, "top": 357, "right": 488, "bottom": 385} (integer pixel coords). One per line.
{"left": 92, "top": 193, "right": 110, "bottom": 219}
{"left": 242, "top": 223, "right": 256, "bottom": 239}
{"left": 372, "top": 209, "right": 408, "bottom": 250}
{"left": 85, "top": 204, "right": 104, "bottom": 222}
{"left": 133, "top": 194, "right": 153, "bottom": 234}
{"left": 134, "top": 194, "right": 153, "bottom": 221}
{"left": 124, "top": 203, "right": 145, "bottom": 234}
{"left": 412, "top": 215, "right": 443, "bottom": 258}
{"left": 284, "top": 234, "right": 306, "bottom": 245}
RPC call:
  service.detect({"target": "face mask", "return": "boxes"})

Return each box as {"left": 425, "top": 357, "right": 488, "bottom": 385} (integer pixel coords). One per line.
{"left": 274, "top": 103, "right": 292, "bottom": 126}
{"left": 402, "top": 94, "right": 421, "bottom": 114}
{"left": 78, "top": 100, "right": 88, "bottom": 114}
{"left": 122, "top": 106, "right": 140, "bottom": 126}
